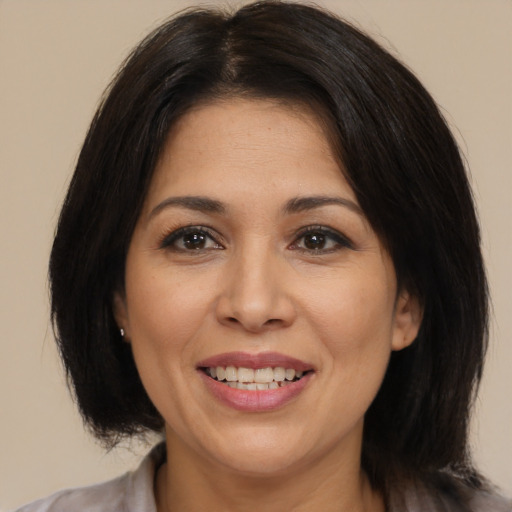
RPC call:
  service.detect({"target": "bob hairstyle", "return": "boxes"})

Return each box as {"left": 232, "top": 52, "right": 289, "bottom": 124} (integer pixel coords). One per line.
{"left": 49, "top": 0, "right": 488, "bottom": 500}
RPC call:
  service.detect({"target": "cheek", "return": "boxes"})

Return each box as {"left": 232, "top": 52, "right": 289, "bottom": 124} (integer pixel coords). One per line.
{"left": 303, "top": 272, "right": 395, "bottom": 342}
{"left": 122, "top": 265, "right": 217, "bottom": 410}
{"left": 125, "top": 262, "right": 216, "bottom": 344}
{"left": 123, "top": 265, "right": 216, "bottom": 411}
{"left": 300, "top": 270, "right": 396, "bottom": 389}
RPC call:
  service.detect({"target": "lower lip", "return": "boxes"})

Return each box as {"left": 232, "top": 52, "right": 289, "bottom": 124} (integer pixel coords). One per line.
{"left": 199, "top": 371, "right": 313, "bottom": 412}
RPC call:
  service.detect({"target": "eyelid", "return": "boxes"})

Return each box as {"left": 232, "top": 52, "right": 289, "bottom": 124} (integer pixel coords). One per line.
{"left": 158, "top": 224, "right": 352, "bottom": 254}
{"left": 159, "top": 225, "right": 223, "bottom": 251}
{"left": 290, "top": 225, "right": 353, "bottom": 252}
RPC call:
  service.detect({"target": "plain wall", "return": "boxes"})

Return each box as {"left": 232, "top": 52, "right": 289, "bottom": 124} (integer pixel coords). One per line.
{"left": 1, "top": 0, "right": 510, "bottom": 509}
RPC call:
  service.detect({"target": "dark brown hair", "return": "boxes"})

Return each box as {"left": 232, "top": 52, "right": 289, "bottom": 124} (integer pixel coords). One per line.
{"left": 49, "top": 1, "right": 488, "bottom": 503}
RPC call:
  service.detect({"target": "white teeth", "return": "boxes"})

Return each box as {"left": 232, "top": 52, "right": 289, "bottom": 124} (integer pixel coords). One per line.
{"left": 237, "top": 367, "right": 254, "bottom": 382}
{"left": 273, "top": 367, "right": 285, "bottom": 382}
{"left": 233, "top": 382, "right": 274, "bottom": 390}
{"left": 254, "top": 367, "right": 274, "bottom": 383}
{"left": 225, "top": 366, "right": 237, "bottom": 382}
{"left": 222, "top": 379, "right": 295, "bottom": 390}
{"left": 207, "top": 365, "right": 307, "bottom": 389}
{"left": 216, "top": 366, "right": 226, "bottom": 381}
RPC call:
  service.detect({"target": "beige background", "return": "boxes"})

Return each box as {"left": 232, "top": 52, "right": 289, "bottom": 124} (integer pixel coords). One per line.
{"left": 1, "top": 0, "right": 510, "bottom": 509}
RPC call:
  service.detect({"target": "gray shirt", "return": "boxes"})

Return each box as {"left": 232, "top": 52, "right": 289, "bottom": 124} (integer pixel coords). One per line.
{"left": 13, "top": 445, "right": 164, "bottom": 512}
{"left": 12, "top": 444, "right": 511, "bottom": 512}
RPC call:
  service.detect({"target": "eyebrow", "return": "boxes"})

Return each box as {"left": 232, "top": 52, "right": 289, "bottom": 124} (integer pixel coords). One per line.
{"left": 283, "top": 196, "right": 363, "bottom": 216}
{"left": 148, "top": 194, "right": 363, "bottom": 220}
{"left": 149, "top": 196, "right": 226, "bottom": 219}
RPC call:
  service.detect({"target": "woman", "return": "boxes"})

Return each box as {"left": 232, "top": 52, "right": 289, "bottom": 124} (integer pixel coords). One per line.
{"left": 15, "top": 1, "right": 510, "bottom": 511}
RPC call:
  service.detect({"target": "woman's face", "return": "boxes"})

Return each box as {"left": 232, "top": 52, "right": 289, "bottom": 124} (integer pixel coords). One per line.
{"left": 115, "top": 99, "right": 420, "bottom": 476}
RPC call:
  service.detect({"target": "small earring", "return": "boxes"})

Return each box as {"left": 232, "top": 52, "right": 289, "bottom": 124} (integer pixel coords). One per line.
{"left": 120, "top": 328, "right": 125, "bottom": 337}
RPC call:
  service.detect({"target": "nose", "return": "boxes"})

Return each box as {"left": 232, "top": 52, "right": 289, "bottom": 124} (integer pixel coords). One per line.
{"left": 215, "top": 244, "right": 296, "bottom": 333}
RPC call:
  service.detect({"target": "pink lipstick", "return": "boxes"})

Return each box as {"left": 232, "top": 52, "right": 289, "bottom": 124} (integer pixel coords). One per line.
{"left": 197, "top": 351, "right": 314, "bottom": 412}
{"left": 197, "top": 351, "right": 313, "bottom": 372}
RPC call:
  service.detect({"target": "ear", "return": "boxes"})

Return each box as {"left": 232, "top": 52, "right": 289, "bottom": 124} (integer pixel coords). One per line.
{"left": 391, "top": 289, "right": 423, "bottom": 351}
{"left": 112, "top": 291, "right": 130, "bottom": 341}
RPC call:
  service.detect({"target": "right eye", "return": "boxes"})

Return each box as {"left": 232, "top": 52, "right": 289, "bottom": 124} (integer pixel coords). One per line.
{"left": 160, "top": 226, "right": 223, "bottom": 252}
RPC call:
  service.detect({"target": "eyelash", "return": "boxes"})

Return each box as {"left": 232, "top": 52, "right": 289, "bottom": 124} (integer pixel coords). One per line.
{"left": 159, "top": 225, "right": 352, "bottom": 254}
{"left": 159, "top": 226, "right": 223, "bottom": 252}
{"left": 290, "top": 225, "right": 353, "bottom": 254}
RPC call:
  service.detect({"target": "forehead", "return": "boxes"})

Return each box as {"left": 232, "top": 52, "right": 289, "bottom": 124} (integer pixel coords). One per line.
{"left": 144, "top": 98, "right": 355, "bottom": 211}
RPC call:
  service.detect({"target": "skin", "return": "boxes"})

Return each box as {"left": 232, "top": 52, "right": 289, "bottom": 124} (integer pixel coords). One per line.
{"left": 114, "top": 99, "right": 422, "bottom": 512}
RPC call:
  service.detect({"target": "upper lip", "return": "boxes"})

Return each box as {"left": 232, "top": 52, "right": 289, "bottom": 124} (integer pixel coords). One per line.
{"left": 196, "top": 351, "right": 314, "bottom": 372}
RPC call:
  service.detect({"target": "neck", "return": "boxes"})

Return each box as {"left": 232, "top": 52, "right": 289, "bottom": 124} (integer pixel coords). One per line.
{"left": 155, "top": 430, "right": 384, "bottom": 512}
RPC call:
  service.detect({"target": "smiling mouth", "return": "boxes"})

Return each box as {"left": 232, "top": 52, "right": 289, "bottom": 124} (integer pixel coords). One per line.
{"left": 201, "top": 366, "right": 310, "bottom": 390}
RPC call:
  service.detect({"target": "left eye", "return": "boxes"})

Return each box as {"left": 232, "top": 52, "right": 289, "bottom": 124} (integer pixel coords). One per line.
{"left": 291, "top": 227, "right": 351, "bottom": 253}
{"left": 160, "top": 227, "right": 223, "bottom": 251}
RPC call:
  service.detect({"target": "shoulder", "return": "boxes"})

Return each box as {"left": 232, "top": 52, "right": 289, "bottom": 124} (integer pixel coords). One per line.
{"left": 13, "top": 472, "right": 130, "bottom": 512}
{"left": 12, "top": 443, "right": 165, "bottom": 512}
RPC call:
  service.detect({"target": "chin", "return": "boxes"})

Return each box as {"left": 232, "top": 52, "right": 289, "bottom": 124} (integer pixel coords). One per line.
{"left": 216, "top": 449, "right": 305, "bottom": 477}
{"left": 201, "top": 426, "right": 315, "bottom": 477}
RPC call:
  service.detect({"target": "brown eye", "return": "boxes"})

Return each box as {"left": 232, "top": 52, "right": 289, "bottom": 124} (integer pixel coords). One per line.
{"left": 303, "top": 233, "right": 327, "bottom": 250}
{"left": 160, "top": 226, "right": 223, "bottom": 252}
{"left": 291, "top": 226, "right": 353, "bottom": 253}
{"left": 182, "top": 232, "right": 208, "bottom": 250}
